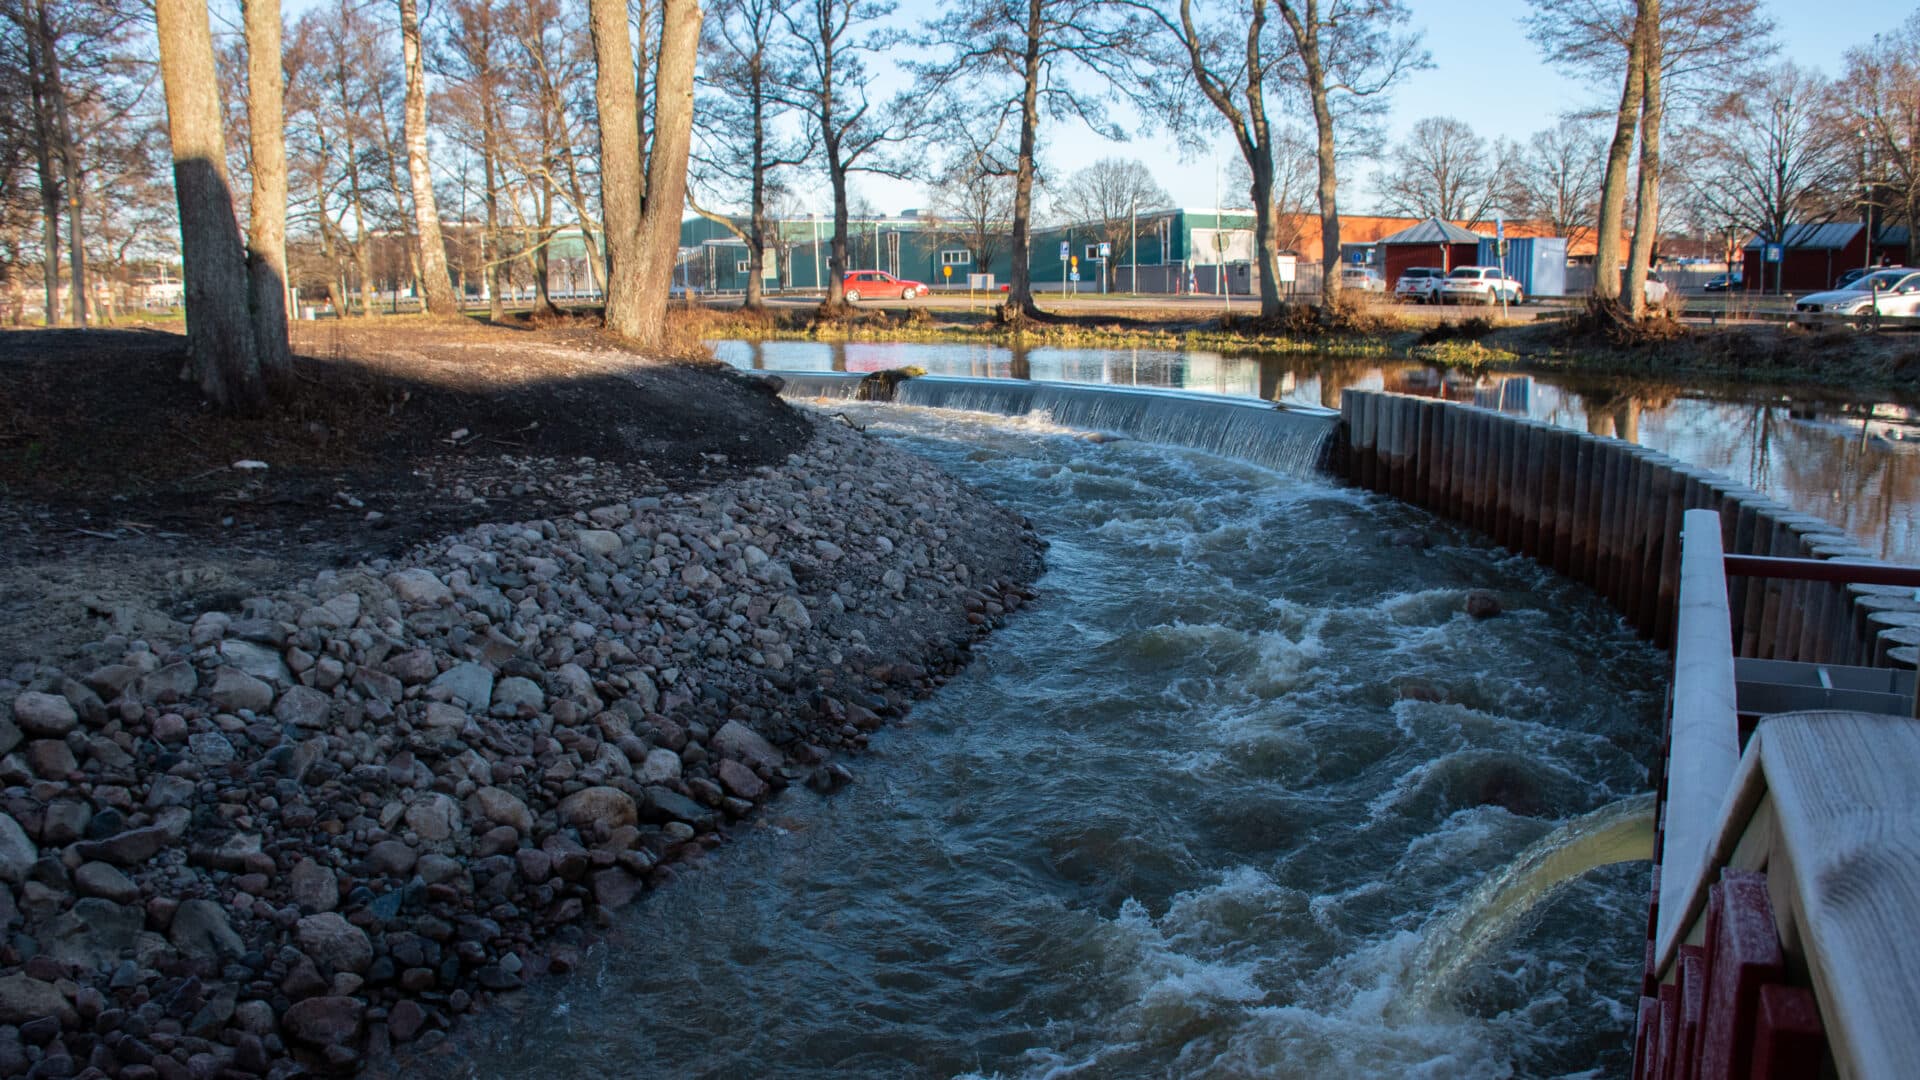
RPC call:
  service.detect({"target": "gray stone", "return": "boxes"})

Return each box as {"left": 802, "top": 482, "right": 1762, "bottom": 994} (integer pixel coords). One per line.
{"left": 25, "top": 738, "right": 77, "bottom": 777}
{"left": 215, "top": 640, "right": 291, "bottom": 686}
{"left": 591, "top": 867, "right": 644, "bottom": 910}
{"left": 0, "top": 974, "right": 75, "bottom": 1026}
{"left": 645, "top": 786, "right": 718, "bottom": 828}
{"left": 467, "top": 786, "right": 533, "bottom": 834}
{"left": 557, "top": 786, "right": 637, "bottom": 830}
{"left": 12, "top": 691, "right": 77, "bottom": 736}
{"left": 577, "top": 529, "right": 623, "bottom": 557}
{"left": 73, "top": 862, "right": 139, "bottom": 904}
{"left": 41, "top": 799, "right": 90, "bottom": 845}
{"left": 491, "top": 677, "right": 544, "bottom": 714}
{"left": 366, "top": 840, "right": 417, "bottom": 877}
{"left": 383, "top": 648, "right": 438, "bottom": 685}
{"left": 422, "top": 702, "right": 468, "bottom": 729}
{"left": 639, "top": 747, "right": 681, "bottom": 783}
{"left": 281, "top": 995, "right": 364, "bottom": 1047}
{"left": 716, "top": 758, "right": 768, "bottom": 801}
{"left": 404, "top": 794, "right": 461, "bottom": 843}
{"left": 72, "top": 823, "right": 172, "bottom": 866}
{"left": 429, "top": 663, "right": 493, "bottom": 709}
{"left": 206, "top": 668, "right": 274, "bottom": 713}
{"left": 415, "top": 853, "right": 464, "bottom": 886}
{"left": 170, "top": 898, "right": 245, "bottom": 961}
{"left": 0, "top": 716, "right": 17, "bottom": 756}
{"left": 386, "top": 568, "right": 453, "bottom": 608}
{"left": 44, "top": 898, "right": 144, "bottom": 969}
{"left": 771, "top": 594, "right": 812, "bottom": 630}
{"left": 145, "top": 774, "right": 196, "bottom": 808}
{"left": 711, "top": 719, "right": 784, "bottom": 772}
{"left": 188, "top": 731, "right": 237, "bottom": 764}
{"left": 297, "top": 912, "right": 373, "bottom": 973}
{"left": 0, "top": 812, "right": 36, "bottom": 884}
{"left": 135, "top": 661, "right": 198, "bottom": 704}
{"left": 274, "top": 685, "right": 332, "bottom": 729}
{"left": 300, "top": 592, "right": 362, "bottom": 630}
{"left": 289, "top": 858, "right": 338, "bottom": 913}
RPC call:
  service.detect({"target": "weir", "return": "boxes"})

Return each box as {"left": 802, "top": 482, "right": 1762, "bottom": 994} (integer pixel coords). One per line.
{"left": 768, "top": 370, "right": 1918, "bottom": 1075}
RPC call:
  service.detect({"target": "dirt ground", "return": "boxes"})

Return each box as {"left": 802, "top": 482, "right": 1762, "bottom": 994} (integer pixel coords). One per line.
{"left": 0, "top": 317, "right": 811, "bottom": 666}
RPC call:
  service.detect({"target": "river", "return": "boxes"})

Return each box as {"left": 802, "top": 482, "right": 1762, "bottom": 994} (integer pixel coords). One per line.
{"left": 418, "top": 402, "right": 1667, "bottom": 1078}
{"left": 712, "top": 339, "right": 1920, "bottom": 564}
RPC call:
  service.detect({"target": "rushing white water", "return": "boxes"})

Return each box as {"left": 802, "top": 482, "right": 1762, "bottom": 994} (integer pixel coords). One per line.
{"left": 416, "top": 403, "right": 1665, "bottom": 1079}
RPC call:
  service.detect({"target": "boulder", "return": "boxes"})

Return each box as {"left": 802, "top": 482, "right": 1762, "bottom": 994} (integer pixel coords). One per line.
{"left": 712, "top": 719, "right": 784, "bottom": 772}
{"left": 577, "top": 529, "right": 623, "bottom": 558}
{"left": 281, "top": 995, "right": 365, "bottom": 1047}
{"left": 429, "top": 663, "right": 494, "bottom": 710}
{"left": 0, "top": 974, "right": 75, "bottom": 1026}
{"left": 0, "top": 812, "right": 36, "bottom": 884}
{"left": 296, "top": 912, "right": 373, "bottom": 973}
{"left": 274, "top": 685, "right": 332, "bottom": 729}
{"left": 215, "top": 640, "right": 291, "bottom": 686}
{"left": 206, "top": 667, "right": 274, "bottom": 713}
{"left": 404, "top": 793, "right": 461, "bottom": 843}
{"left": 386, "top": 568, "right": 452, "bottom": 608}
{"left": 468, "top": 786, "right": 533, "bottom": 834}
{"left": 289, "top": 858, "right": 339, "bottom": 913}
{"left": 170, "top": 898, "right": 245, "bottom": 961}
{"left": 12, "top": 691, "right": 77, "bottom": 737}
{"left": 557, "top": 786, "right": 637, "bottom": 831}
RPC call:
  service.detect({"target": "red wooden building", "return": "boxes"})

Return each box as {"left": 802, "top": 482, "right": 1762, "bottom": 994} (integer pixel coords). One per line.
{"left": 1741, "top": 224, "right": 1868, "bottom": 293}
{"left": 1378, "top": 218, "right": 1485, "bottom": 288}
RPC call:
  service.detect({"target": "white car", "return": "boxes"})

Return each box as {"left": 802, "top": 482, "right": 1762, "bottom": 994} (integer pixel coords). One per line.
{"left": 1793, "top": 268, "right": 1920, "bottom": 325}
{"left": 1340, "top": 266, "right": 1386, "bottom": 293}
{"left": 1438, "top": 266, "right": 1523, "bottom": 305}
{"left": 1394, "top": 267, "right": 1445, "bottom": 303}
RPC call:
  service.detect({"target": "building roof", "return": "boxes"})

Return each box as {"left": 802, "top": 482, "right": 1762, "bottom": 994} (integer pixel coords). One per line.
{"left": 1742, "top": 223, "right": 1864, "bottom": 251}
{"left": 1876, "top": 225, "right": 1911, "bottom": 247}
{"left": 1376, "top": 218, "right": 1487, "bottom": 245}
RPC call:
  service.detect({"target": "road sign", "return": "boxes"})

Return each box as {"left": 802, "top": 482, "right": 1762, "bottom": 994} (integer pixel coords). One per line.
{"left": 943, "top": 265, "right": 952, "bottom": 280}
{"left": 1070, "top": 255, "right": 1078, "bottom": 270}
{"left": 1765, "top": 243, "right": 1784, "bottom": 263}
{"left": 1059, "top": 241, "right": 1070, "bottom": 259}
{"left": 1070, "top": 272, "right": 1080, "bottom": 282}
{"left": 1098, "top": 242, "right": 1111, "bottom": 258}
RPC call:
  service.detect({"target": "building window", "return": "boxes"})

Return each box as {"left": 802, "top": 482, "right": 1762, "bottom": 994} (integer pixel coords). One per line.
{"left": 735, "top": 260, "right": 750, "bottom": 273}
{"left": 1085, "top": 244, "right": 1102, "bottom": 261}
{"left": 940, "top": 250, "right": 972, "bottom": 266}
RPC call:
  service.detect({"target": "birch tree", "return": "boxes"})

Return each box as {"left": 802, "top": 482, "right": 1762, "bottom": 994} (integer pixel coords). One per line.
{"left": 400, "top": 0, "right": 457, "bottom": 314}
{"left": 243, "top": 0, "right": 291, "bottom": 377}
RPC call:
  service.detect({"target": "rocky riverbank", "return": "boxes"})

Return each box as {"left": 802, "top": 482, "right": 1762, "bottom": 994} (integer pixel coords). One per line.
{"left": 0, "top": 410, "right": 1043, "bottom": 1078}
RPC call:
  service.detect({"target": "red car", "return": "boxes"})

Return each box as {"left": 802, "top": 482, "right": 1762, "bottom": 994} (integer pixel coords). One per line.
{"left": 841, "top": 270, "right": 927, "bottom": 301}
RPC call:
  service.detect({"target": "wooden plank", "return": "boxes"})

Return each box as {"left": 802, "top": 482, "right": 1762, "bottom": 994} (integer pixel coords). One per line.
{"left": 1678, "top": 944, "right": 1708, "bottom": 1080}
{"left": 1522, "top": 422, "right": 1547, "bottom": 558}
{"left": 1757, "top": 711, "right": 1920, "bottom": 1080}
{"left": 1571, "top": 434, "right": 1599, "bottom": 589}
{"left": 1595, "top": 442, "right": 1624, "bottom": 604}
{"left": 1657, "top": 509, "right": 1743, "bottom": 958}
{"left": 1446, "top": 400, "right": 1469, "bottom": 520}
{"left": 1550, "top": 428, "right": 1577, "bottom": 576}
{"left": 1695, "top": 870, "right": 1786, "bottom": 1080}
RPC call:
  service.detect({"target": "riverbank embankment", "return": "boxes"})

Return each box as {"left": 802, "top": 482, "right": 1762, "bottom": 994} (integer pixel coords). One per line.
{"left": 0, "top": 323, "right": 1041, "bottom": 1075}
{"left": 681, "top": 298, "right": 1920, "bottom": 393}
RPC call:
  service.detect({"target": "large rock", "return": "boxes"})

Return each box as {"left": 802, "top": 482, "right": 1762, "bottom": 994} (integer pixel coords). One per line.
{"left": 44, "top": 898, "right": 144, "bottom": 969}
{"left": 12, "top": 691, "right": 77, "bottom": 736}
{"left": 207, "top": 668, "right": 274, "bottom": 713}
{"left": 135, "top": 661, "right": 198, "bottom": 703}
{"left": 0, "top": 812, "right": 35, "bottom": 884}
{"left": 468, "top": 786, "right": 533, "bottom": 834}
{"left": 281, "top": 995, "right": 365, "bottom": 1047}
{"left": 297, "top": 912, "right": 373, "bottom": 973}
{"left": 274, "top": 685, "right": 332, "bottom": 728}
{"left": 366, "top": 840, "right": 417, "bottom": 877}
{"left": 577, "top": 529, "right": 623, "bottom": 557}
{"left": 74, "top": 862, "right": 139, "bottom": 904}
{"left": 715, "top": 758, "right": 768, "bottom": 801}
{"left": 644, "top": 786, "right": 717, "bottom": 829}
{"left": 404, "top": 793, "right": 461, "bottom": 843}
{"left": 711, "top": 719, "right": 784, "bottom": 772}
{"left": 557, "top": 786, "right": 637, "bottom": 831}
{"left": 170, "top": 898, "right": 245, "bottom": 961}
{"left": 0, "top": 974, "right": 75, "bottom": 1026}
{"left": 289, "top": 857, "right": 338, "bottom": 913}
{"left": 639, "top": 748, "right": 681, "bottom": 783}
{"left": 215, "top": 640, "right": 291, "bottom": 686}
{"left": 72, "top": 822, "right": 173, "bottom": 866}
{"left": 386, "top": 568, "right": 452, "bottom": 608}
{"left": 429, "top": 663, "right": 494, "bottom": 709}
{"left": 491, "top": 676, "right": 544, "bottom": 714}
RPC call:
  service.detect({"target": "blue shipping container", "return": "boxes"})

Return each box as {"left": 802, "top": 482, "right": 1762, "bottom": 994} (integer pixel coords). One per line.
{"left": 1475, "top": 236, "right": 1569, "bottom": 297}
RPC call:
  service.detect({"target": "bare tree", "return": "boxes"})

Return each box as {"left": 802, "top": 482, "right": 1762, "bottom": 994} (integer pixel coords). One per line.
{"left": 399, "top": 0, "right": 457, "bottom": 315}
{"left": 788, "top": 0, "right": 919, "bottom": 309}
{"left": 1840, "top": 12, "right": 1920, "bottom": 265}
{"left": 587, "top": 0, "right": 702, "bottom": 344}
{"left": 1683, "top": 63, "right": 1847, "bottom": 290}
{"left": 1274, "top": 0, "right": 1426, "bottom": 307}
{"left": 692, "top": 0, "right": 810, "bottom": 308}
{"left": 1225, "top": 123, "right": 1314, "bottom": 253}
{"left": 917, "top": 0, "right": 1135, "bottom": 320}
{"left": 242, "top": 0, "right": 292, "bottom": 377}
{"left": 1051, "top": 157, "right": 1167, "bottom": 287}
{"left": 925, "top": 150, "right": 1014, "bottom": 279}
{"left": 155, "top": 0, "right": 264, "bottom": 410}
{"left": 1372, "top": 116, "right": 1505, "bottom": 225}
{"left": 431, "top": 0, "right": 508, "bottom": 319}
{"left": 1503, "top": 118, "right": 1605, "bottom": 250}
{"left": 1523, "top": 0, "right": 1773, "bottom": 308}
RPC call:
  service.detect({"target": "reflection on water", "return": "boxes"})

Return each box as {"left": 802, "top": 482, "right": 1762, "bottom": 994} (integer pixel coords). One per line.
{"left": 712, "top": 339, "right": 1920, "bottom": 562}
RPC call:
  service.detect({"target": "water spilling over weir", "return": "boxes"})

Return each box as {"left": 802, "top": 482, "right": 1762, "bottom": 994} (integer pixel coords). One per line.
{"left": 429, "top": 396, "right": 1667, "bottom": 1078}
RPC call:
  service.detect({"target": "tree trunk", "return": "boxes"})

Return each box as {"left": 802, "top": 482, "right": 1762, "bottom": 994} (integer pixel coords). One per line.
{"left": 826, "top": 156, "right": 849, "bottom": 306}
{"left": 744, "top": 88, "right": 767, "bottom": 309}
{"left": 37, "top": 0, "right": 86, "bottom": 327}
{"left": 24, "top": 0, "right": 60, "bottom": 326}
{"left": 1308, "top": 86, "right": 1340, "bottom": 307}
{"left": 587, "top": 0, "right": 701, "bottom": 344}
{"left": 154, "top": 0, "right": 265, "bottom": 411}
{"left": 1249, "top": 150, "right": 1282, "bottom": 317}
{"left": 1003, "top": 0, "right": 1045, "bottom": 319}
{"left": 400, "top": 0, "right": 458, "bottom": 315}
{"left": 1592, "top": 10, "right": 1647, "bottom": 305}
{"left": 243, "top": 0, "right": 292, "bottom": 379}
{"left": 1624, "top": 0, "right": 1662, "bottom": 319}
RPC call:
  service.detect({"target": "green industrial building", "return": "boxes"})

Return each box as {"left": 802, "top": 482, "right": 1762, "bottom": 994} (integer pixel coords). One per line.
{"left": 676, "top": 207, "right": 1262, "bottom": 295}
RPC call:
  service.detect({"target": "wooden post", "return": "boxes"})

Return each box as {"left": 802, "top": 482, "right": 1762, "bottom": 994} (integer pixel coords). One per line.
{"left": 1570, "top": 435, "right": 1597, "bottom": 585}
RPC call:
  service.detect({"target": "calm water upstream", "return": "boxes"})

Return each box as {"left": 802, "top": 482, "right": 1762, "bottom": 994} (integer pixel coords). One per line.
{"left": 423, "top": 403, "right": 1666, "bottom": 1078}
{"left": 712, "top": 339, "right": 1920, "bottom": 564}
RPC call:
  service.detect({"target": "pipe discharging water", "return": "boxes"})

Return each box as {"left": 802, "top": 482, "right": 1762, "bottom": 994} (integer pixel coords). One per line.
{"left": 1398, "top": 793, "right": 1657, "bottom": 1018}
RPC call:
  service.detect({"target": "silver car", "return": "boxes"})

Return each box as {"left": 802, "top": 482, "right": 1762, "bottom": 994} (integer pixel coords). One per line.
{"left": 1793, "top": 268, "right": 1920, "bottom": 325}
